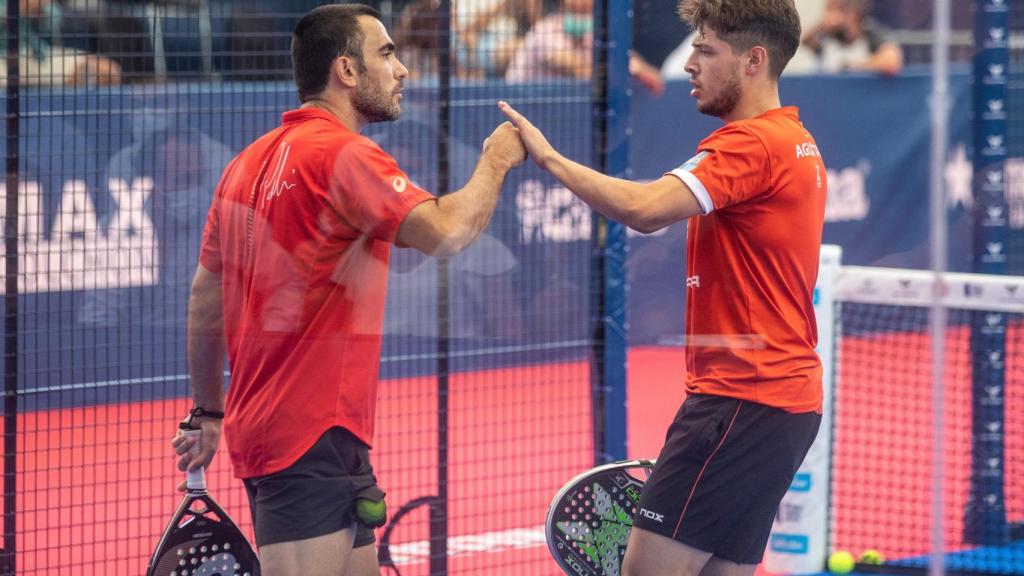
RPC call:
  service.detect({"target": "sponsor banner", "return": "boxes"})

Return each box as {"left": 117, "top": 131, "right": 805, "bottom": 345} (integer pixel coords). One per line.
{"left": 836, "top": 266, "right": 1024, "bottom": 312}
{"left": 966, "top": 0, "right": 1010, "bottom": 544}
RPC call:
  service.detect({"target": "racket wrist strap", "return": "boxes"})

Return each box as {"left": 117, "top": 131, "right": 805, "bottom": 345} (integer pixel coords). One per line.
{"left": 190, "top": 406, "right": 225, "bottom": 419}
{"left": 181, "top": 406, "right": 225, "bottom": 430}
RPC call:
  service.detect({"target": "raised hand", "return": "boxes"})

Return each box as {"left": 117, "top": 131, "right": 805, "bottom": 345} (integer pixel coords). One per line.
{"left": 498, "top": 101, "right": 558, "bottom": 169}
{"left": 482, "top": 120, "right": 527, "bottom": 170}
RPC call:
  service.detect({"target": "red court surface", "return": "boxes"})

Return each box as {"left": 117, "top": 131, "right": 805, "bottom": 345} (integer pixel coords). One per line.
{"left": 7, "top": 342, "right": 1024, "bottom": 574}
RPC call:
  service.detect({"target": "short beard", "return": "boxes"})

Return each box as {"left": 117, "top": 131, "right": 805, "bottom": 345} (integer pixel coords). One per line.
{"left": 355, "top": 77, "right": 401, "bottom": 124}
{"left": 697, "top": 68, "right": 741, "bottom": 119}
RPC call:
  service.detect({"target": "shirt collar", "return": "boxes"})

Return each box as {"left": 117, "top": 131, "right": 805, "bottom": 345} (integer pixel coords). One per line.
{"left": 281, "top": 107, "right": 350, "bottom": 130}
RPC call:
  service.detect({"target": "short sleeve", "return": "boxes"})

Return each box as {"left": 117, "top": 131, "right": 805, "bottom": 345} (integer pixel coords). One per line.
{"left": 329, "top": 136, "right": 434, "bottom": 242}
{"left": 199, "top": 156, "right": 241, "bottom": 274}
{"left": 667, "top": 124, "right": 770, "bottom": 213}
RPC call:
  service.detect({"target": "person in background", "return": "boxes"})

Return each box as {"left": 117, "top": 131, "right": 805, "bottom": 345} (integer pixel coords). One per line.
{"left": 505, "top": 0, "right": 665, "bottom": 96}
{"left": 456, "top": 0, "right": 543, "bottom": 79}
{"left": 802, "top": 0, "right": 903, "bottom": 75}
{"left": 0, "top": 0, "right": 122, "bottom": 86}
{"left": 391, "top": 0, "right": 543, "bottom": 81}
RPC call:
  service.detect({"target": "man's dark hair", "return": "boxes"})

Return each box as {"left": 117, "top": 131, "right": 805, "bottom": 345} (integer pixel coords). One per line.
{"left": 678, "top": 0, "right": 801, "bottom": 79}
{"left": 291, "top": 3, "right": 382, "bottom": 102}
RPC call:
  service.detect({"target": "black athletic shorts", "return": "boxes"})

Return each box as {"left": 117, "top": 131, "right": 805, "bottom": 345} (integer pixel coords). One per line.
{"left": 242, "top": 427, "right": 379, "bottom": 548}
{"left": 632, "top": 394, "right": 821, "bottom": 565}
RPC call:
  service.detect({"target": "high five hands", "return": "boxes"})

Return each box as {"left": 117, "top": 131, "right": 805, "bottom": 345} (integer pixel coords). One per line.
{"left": 498, "top": 101, "right": 559, "bottom": 170}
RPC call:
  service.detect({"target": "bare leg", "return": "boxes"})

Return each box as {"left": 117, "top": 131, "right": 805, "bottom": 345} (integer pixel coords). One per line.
{"left": 621, "top": 526, "right": 713, "bottom": 576}
{"left": 259, "top": 524, "right": 371, "bottom": 576}
{"left": 697, "top": 556, "right": 758, "bottom": 576}
{"left": 342, "top": 542, "right": 382, "bottom": 576}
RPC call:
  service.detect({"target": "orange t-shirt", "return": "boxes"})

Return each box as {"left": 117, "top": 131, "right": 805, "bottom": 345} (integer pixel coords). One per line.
{"left": 667, "top": 107, "right": 827, "bottom": 413}
{"left": 200, "top": 108, "right": 433, "bottom": 477}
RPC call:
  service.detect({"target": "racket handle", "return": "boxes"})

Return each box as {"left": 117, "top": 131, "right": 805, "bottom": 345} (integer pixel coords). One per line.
{"left": 181, "top": 429, "right": 207, "bottom": 492}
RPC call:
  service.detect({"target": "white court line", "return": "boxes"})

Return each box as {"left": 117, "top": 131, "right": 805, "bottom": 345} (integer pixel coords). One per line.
{"left": 386, "top": 526, "right": 547, "bottom": 565}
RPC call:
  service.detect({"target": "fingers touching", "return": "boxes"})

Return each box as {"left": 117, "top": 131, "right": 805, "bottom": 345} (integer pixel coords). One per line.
{"left": 497, "top": 101, "right": 556, "bottom": 167}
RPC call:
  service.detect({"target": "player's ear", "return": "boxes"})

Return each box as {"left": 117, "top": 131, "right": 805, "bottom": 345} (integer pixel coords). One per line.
{"left": 747, "top": 46, "right": 768, "bottom": 75}
{"left": 335, "top": 56, "right": 360, "bottom": 88}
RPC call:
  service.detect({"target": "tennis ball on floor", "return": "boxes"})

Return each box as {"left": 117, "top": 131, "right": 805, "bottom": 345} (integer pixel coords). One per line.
{"left": 827, "top": 550, "right": 855, "bottom": 574}
{"left": 860, "top": 549, "right": 884, "bottom": 565}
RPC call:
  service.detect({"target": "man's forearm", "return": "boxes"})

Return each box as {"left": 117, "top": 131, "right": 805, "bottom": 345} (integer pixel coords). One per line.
{"left": 187, "top": 268, "right": 226, "bottom": 411}
{"left": 436, "top": 154, "right": 512, "bottom": 253}
{"left": 540, "top": 151, "right": 649, "bottom": 227}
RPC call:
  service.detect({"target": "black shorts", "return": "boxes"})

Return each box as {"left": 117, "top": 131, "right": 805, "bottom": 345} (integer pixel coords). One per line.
{"left": 242, "top": 427, "right": 380, "bottom": 548}
{"left": 633, "top": 394, "right": 821, "bottom": 565}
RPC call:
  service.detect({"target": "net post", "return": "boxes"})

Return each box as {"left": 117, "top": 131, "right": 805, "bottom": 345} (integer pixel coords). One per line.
{"left": 764, "top": 245, "right": 842, "bottom": 574}
{"left": 929, "top": 1, "right": 952, "bottom": 574}
{"left": 432, "top": 1, "right": 452, "bottom": 573}
{"left": 590, "top": 0, "right": 631, "bottom": 465}
{"left": 3, "top": 0, "right": 19, "bottom": 571}
{"left": 964, "top": 0, "right": 1010, "bottom": 547}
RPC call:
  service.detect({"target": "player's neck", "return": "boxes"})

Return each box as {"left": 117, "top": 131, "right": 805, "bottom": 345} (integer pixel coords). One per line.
{"left": 301, "top": 95, "right": 363, "bottom": 133}
{"left": 721, "top": 86, "right": 782, "bottom": 123}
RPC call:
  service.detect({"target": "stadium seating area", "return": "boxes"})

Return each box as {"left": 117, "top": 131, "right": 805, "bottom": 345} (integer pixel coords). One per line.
{"left": 4, "top": 0, "right": 1001, "bottom": 87}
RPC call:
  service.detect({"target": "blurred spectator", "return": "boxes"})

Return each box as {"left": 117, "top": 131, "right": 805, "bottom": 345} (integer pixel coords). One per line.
{"left": 802, "top": 0, "right": 903, "bottom": 75}
{"left": 629, "top": 49, "right": 663, "bottom": 96}
{"left": 456, "top": 0, "right": 542, "bottom": 79}
{"left": 80, "top": 123, "right": 233, "bottom": 326}
{"left": 0, "top": 0, "right": 122, "bottom": 86}
{"left": 505, "top": 0, "right": 664, "bottom": 95}
{"left": 505, "top": 0, "right": 592, "bottom": 83}
{"left": 394, "top": 0, "right": 540, "bottom": 81}
{"left": 392, "top": 0, "right": 445, "bottom": 81}
{"left": 632, "top": 0, "right": 688, "bottom": 73}
{"left": 660, "top": 29, "right": 696, "bottom": 80}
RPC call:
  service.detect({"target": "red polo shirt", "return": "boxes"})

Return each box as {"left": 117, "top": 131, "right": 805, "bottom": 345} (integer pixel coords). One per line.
{"left": 668, "top": 107, "right": 827, "bottom": 413}
{"left": 200, "top": 108, "right": 433, "bottom": 477}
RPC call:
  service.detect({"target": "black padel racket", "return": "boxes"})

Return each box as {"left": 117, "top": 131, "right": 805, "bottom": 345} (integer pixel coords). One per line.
{"left": 545, "top": 459, "right": 656, "bottom": 576}
{"left": 147, "top": 428, "right": 260, "bottom": 576}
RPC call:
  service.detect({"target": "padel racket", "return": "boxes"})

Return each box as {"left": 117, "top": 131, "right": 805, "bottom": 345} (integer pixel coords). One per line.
{"left": 545, "top": 459, "right": 656, "bottom": 576}
{"left": 147, "top": 427, "right": 260, "bottom": 576}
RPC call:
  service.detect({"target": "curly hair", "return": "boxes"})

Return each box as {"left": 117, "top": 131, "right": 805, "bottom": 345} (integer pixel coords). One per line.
{"left": 677, "top": 0, "right": 801, "bottom": 78}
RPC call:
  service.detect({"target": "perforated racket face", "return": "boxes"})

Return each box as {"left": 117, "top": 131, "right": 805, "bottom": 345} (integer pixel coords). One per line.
{"left": 546, "top": 460, "right": 655, "bottom": 576}
{"left": 148, "top": 494, "right": 260, "bottom": 576}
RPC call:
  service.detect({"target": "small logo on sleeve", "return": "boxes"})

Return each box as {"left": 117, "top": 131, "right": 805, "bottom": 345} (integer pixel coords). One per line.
{"left": 680, "top": 151, "right": 710, "bottom": 172}
{"left": 392, "top": 176, "right": 407, "bottom": 193}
